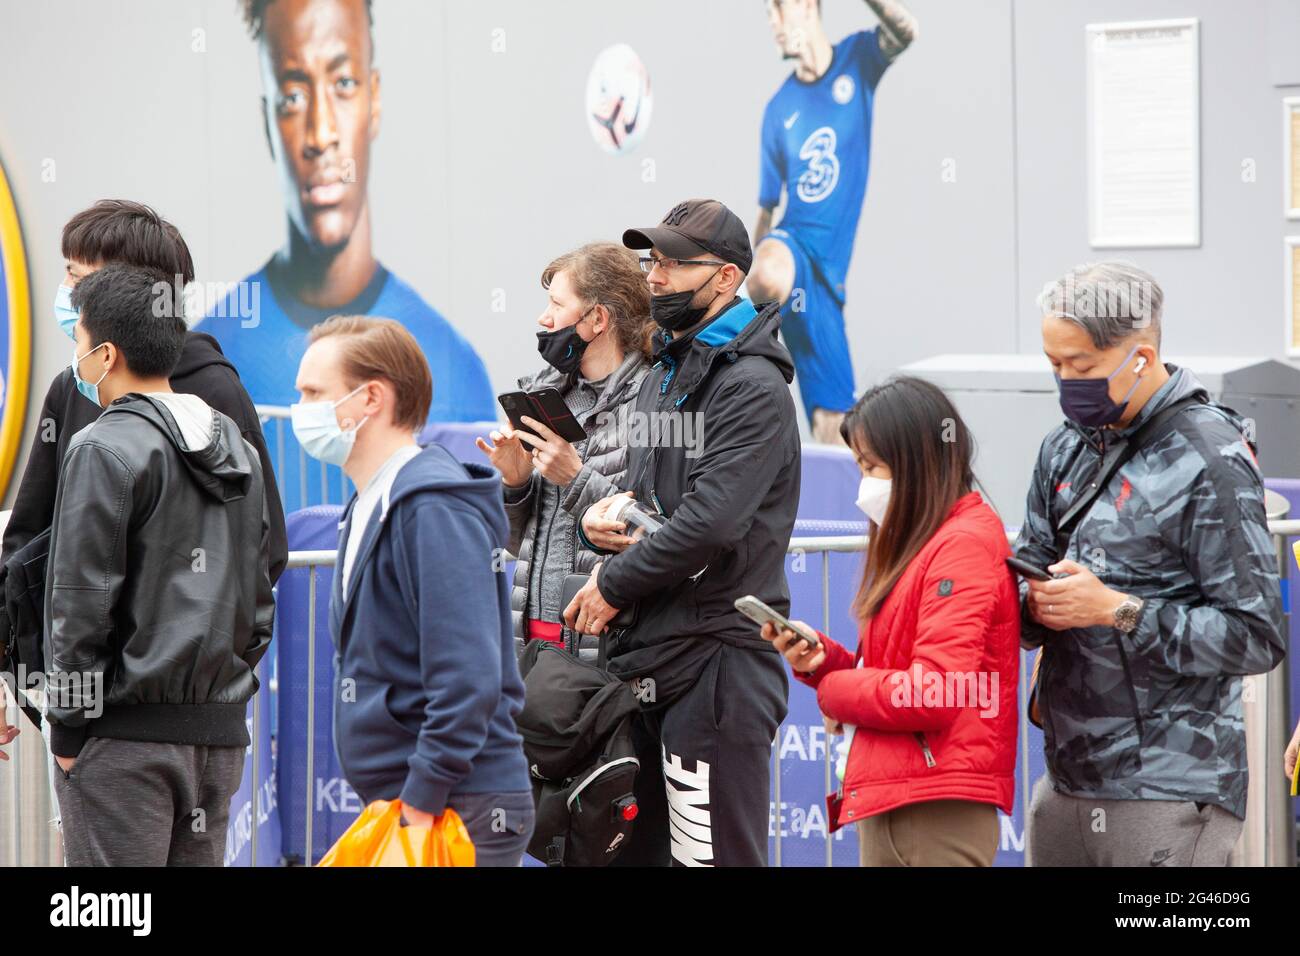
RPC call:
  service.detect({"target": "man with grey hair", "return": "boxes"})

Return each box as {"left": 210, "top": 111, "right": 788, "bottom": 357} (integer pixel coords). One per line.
{"left": 1014, "top": 261, "right": 1284, "bottom": 866}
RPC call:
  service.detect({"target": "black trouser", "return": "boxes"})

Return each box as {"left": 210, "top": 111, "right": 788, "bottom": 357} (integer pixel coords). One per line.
{"left": 613, "top": 643, "right": 788, "bottom": 867}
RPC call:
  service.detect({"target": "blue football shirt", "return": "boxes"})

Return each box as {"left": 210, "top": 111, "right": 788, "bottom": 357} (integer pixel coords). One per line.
{"left": 759, "top": 29, "right": 890, "bottom": 290}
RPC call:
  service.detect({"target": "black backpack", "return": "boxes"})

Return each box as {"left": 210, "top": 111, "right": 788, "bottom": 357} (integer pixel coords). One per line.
{"left": 0, "top": 527, "right": 50, "bottom": 728}
{"left": 517, "top": 639, "right": 642, "bottom": 867}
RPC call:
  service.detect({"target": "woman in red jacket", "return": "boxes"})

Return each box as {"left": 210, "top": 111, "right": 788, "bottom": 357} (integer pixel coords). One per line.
{"left": 764, "top": 377, "right": 1020, "bottom": 866}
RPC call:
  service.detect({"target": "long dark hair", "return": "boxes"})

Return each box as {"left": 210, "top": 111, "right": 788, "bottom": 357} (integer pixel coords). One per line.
{"left": 841, "top": 376, "right": 977, "bottom": 622}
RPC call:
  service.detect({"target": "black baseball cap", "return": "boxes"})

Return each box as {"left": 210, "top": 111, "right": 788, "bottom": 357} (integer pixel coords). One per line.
{"left": 623, "top": 198, "right": 753, "bottom": 275}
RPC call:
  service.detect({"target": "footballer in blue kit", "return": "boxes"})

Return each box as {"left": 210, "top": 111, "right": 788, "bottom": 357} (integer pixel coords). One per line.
{"left": 749, "top": 0, "right": 918, "bottom": 443}
{"left": 197, "top": 0, "right": 494, "bottom": 510}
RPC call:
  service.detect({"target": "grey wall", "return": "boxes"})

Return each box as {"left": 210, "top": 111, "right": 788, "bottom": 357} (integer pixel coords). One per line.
{"left": 1013, "top": 0, "right": 1298, "bottom": 359}
{"left": 0, "top": 0, "right": 1296, "bottom": 506}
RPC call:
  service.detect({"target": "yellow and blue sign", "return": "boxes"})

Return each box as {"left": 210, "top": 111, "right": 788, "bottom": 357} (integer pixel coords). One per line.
{"left": 0, "top": 157, "right": 31, "bottom": 499}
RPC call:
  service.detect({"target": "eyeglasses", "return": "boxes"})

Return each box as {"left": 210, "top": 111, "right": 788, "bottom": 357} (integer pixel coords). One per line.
{"left": 638, "top": 256, "right": 728, "bottom": 274}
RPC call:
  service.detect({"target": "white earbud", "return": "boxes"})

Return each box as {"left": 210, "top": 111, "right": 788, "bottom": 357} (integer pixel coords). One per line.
{"left": 1134, "top": 356, "right": 1148, "bottom": 373}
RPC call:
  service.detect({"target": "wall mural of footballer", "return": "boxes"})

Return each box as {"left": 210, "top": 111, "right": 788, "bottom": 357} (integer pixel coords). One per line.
{"left": 747, "top": 0, "right": 917, "bottom": 445}
{"left": 198, "top": 0, "right": 494, "bottom": 507}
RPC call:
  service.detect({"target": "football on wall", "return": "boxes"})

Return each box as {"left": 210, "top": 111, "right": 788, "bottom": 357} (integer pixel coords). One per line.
{"left": 585, "top": 43, "right": 653, "bottom": 155}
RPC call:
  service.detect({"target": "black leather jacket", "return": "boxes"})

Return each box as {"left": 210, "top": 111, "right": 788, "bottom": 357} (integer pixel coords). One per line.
{"left": 44, "top": 394, "right": 275, "bottom": 757}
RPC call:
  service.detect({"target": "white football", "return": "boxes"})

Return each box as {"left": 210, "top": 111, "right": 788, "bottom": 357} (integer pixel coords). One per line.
{"left": 585, "top": 43, "right": 653, "bottom": 155}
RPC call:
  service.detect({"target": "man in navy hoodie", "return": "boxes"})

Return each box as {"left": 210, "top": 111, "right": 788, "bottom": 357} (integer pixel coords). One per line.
{"left": 291, "top": 314, "right": 533, "bottom": 866}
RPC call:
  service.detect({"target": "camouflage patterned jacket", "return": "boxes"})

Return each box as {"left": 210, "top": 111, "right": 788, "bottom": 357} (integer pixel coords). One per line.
{"left": 1014, "top": 365, "right": 1285, "bottom": 819}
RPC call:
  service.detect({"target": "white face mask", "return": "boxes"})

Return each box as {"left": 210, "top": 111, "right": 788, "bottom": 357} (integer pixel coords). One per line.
{"left": 290, "top": 383, "right": 370, "bottom": 467}
{"left": 856, "top": 475, "right": 892, "bottom": 527}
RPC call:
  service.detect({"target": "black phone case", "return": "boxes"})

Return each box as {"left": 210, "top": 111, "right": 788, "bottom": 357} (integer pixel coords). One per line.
{"left": 529, "top": 388, "right": 586, "bottom": 443}
{"left": 1005, "top": 556, "right": 1052, "bottom": 582}
{"left": 496, "top": 390, "right": 586, "bottom": 444}
{"left": 497, "top": 392, "right": 541, "bottom": 438}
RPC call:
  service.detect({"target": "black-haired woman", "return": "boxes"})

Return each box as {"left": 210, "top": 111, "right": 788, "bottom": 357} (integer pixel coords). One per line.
{"left": 763, "top": 376, "right": 1020, "bottom": 866}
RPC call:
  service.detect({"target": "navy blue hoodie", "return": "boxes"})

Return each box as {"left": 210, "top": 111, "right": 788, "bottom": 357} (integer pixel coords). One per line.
{"left": 329, "top": 443, "right": 529, "bottom": 814}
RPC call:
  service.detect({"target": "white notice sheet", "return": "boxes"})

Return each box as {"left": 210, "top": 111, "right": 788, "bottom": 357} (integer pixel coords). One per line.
{"left": 1086, "top": 19, "right": 1201, "bottom": 248}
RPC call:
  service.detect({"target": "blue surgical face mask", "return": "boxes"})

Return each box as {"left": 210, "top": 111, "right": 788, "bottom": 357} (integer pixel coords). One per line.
{"left": 1055, "top": 344, "right": 1146, "bottom": 428}
{"left": 72, "top": 342, "right": 110, "bottom": 408}
{"left": 54, "top": 284, "right": 79, "bottom": 339}
{"left": 290, "top": 383, "right": 370, "bottom": 466}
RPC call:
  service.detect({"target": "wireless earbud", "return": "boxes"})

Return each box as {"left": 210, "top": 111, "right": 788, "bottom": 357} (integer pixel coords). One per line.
{"left": 1134, "top": 356, "right": 1148, "bottom": 373}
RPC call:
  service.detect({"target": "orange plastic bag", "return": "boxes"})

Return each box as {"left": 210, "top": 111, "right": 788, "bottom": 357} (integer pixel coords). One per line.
{"left": 316, "top": 800, "right": 476, "bottom": 867}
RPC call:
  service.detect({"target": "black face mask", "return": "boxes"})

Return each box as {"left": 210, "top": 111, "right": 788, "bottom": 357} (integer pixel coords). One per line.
{"left": 536, "top": 307, "right": 594, "bottom": 373}
{"left": 651, "top": 269, "right": 722, "bottom": 332}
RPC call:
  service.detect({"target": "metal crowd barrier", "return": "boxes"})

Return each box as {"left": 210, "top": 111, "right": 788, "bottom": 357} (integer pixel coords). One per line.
{"left": 4, "top": 524, "right": 1298, "bottom": 867}
{"left": 256, "top": 405, "right": 353, "bottom": 509}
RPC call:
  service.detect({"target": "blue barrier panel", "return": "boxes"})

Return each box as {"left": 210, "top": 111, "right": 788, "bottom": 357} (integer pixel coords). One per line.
{"left": 417, "top": 422, "right": 496, "bottom": 467}
{"left": 275, "top": 506, "right": 360, "bottom": 865}
{"left": 224, "top": 650, "right": 281, "bottom": 866}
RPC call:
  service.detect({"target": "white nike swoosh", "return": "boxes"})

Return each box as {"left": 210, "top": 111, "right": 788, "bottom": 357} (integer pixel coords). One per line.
{"left": 783, "top": 111, "right": 799, "bottom": 130}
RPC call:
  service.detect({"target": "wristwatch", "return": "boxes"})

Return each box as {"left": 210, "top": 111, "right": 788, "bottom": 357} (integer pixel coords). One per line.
{"left": 1113, "top": 596, "right": 1144, "bottom": 634}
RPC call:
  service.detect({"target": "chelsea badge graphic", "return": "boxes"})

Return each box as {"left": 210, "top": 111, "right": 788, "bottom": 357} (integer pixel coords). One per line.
{"left": 0, "top": 155, "right": 32, "bottom": 499}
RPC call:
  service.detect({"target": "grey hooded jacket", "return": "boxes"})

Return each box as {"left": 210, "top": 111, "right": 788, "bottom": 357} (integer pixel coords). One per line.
{"left": 1014, "top": 365, "right": 1285, "bottom": 819}
{"left": 504, "top": 350, "right": 649, "bottom": 660}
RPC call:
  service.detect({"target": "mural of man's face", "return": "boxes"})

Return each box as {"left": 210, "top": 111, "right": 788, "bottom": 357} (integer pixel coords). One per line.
{"left": 259, "top": 0, "right": 381, "bottom": 253}
{"left": 766, "top": 0, "right": 818, "bottom": 60}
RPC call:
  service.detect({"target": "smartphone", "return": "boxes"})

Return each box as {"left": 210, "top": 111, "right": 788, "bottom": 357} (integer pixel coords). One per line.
{"left": 1005, "top": 556, "right": 1054, "bottom": 582}
{"left": 496, "top": 389, "right": 587, "bottom": 444}
{"left": 497, "top": 391, "right": 541, "bottom": 438}
{"left": 734, "top": 595, "right": 819, "bottom": 648}
{"left": 529, "top": 387, "right": 587, "bottom": 443}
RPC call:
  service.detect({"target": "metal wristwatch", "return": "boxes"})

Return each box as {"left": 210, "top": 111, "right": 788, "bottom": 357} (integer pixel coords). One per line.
{"left": 1113, "top": 596, "right": 1144, "bottom": 634}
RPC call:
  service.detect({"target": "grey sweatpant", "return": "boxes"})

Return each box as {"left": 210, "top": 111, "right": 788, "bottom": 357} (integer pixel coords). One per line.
{"left": 1026, "top": 774, "right": 1242, "bottom": 867}
{"left": 53, "top": 736, "right": 245, "bottom": 866}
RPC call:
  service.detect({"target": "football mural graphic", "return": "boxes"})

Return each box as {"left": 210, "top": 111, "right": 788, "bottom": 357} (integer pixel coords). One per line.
{"left": 585, "top": 43, "right": 653, "bottom": 155}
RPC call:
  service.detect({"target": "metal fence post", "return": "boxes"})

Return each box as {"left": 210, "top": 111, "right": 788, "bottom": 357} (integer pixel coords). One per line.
{"left": 823, "top": 550, "right": 833, "bottom": 868}
{"left": 250, "top": 664, "right": 260, "bottom": 868}
{"left": 305, "top": 565, "right": 317, "bottom": 866}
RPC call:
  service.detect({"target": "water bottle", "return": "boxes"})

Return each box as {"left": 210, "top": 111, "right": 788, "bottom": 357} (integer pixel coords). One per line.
{"left": 611, "top": 496, "right": 664, "bottom": 539}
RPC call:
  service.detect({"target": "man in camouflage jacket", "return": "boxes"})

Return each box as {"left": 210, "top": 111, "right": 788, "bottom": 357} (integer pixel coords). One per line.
{"left": 1015, "top": 262, "right": 1285, "bottom": 866}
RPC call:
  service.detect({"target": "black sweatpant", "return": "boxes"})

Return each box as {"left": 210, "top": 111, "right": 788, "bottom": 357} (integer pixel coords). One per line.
{"left": 54, "top": 736, "right": 245, "bottom": 866}
{"left": 613, "top": 644, "right": 788, "bottom": 867}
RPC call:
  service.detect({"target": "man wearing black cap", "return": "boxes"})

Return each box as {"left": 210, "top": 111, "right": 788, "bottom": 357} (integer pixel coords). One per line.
{"left": 564, "top": 199, "right": 800, "bottom": 866}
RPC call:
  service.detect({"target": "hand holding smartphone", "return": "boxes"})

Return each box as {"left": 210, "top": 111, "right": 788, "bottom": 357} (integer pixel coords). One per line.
{"left": 735, "top": 595, "right": 820, "bottom": 648}
{"left": 1005, "top": 556, "right": 1067, "bottom": 582}
{"left": 496, "top": 388, "right": 586, "bottom": 443}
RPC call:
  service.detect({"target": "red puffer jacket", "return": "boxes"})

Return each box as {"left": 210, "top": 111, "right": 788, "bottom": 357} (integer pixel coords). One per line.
{"left": 796, "top": 492, "right": 1019, "bottom": 831}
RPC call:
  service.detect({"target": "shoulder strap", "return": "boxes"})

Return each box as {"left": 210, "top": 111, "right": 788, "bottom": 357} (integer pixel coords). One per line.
{"left": 1053, "top": 395, "right": 1206, "bottom": 556}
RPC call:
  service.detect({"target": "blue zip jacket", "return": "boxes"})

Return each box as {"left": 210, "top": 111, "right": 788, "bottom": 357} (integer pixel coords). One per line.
{"left": 329, "top": 443, "right": 529, "bottom": 814}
